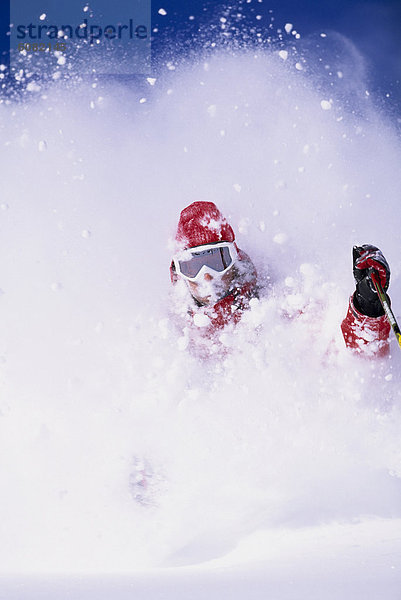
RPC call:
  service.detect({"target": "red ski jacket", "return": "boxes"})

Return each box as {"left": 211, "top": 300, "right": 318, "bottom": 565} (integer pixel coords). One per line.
{"left": 341, "top": 293, "right": 391, "bottom": 357}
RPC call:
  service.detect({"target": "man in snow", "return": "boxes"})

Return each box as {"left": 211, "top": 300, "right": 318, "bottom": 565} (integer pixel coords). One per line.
{"left": 171, "top": 203, "right": 392, "bottom": 357}
{"left": 170, "top": 201, "right": 258, "bottom": 331}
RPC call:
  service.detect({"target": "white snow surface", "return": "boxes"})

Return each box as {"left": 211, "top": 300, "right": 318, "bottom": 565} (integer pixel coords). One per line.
{"left": 1, "top": 46, "right": 401, "bottom": 598}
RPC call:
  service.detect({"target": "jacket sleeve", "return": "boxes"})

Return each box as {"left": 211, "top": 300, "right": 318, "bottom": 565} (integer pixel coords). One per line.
{"left": 341, "top": 293, "right": 391, "bottom": 357}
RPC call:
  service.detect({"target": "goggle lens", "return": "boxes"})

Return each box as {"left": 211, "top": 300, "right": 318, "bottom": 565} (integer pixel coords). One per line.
{"left": 178, "top": 246, "right": 233, "bottom": 279}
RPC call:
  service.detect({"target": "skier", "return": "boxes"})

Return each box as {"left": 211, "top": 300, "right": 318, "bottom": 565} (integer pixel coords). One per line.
{"left": 171, "top": 202, "right": 392, "bottom": 357}
{"left": 170, "top": 201, "right": 258, "bottom": 332}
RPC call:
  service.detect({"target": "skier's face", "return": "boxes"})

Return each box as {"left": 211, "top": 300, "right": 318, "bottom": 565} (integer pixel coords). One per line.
{"left": 187, "top": 266, "right": 236, "bottom": 306}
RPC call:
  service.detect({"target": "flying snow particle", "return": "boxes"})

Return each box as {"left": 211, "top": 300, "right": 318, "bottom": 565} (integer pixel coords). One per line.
{"left": 94, "top": 322, "right": 104, "bottom": 334}
{"left": 39, "top": 13, "right": 46, "bottom": 21}
{"left": 177, "top": 335, "right": 189, "bottom": 351}
{"left": 285, "top": 293, "right": 305, "bottom": 311}
{"left": 273, "top": 233, "right": 288, "bottom": 245}
{"left": 193, "top": 313, "right": 210, "bottom": 328}
{"left": 146, "top": 77, "right": 156, "bottom": 85}
{"left": 320, "top": 100, "right": 332, "bottom": 110}
{"left": 26, "top": 82, "right": 41, "bottom": 92}
{"left": 233, "top": 183, "right": 241, "bottom": 192}
{"left": 278, "top": 50, "right": 288, "bottom": 61}
{"left": 51, "top": 282, "right": 63, "bottom": 292}
{"left": 158, "top": 8, "right": 167, "bottom": 16}
{"left": 300, "top": 263, "right": 315, "bottom": 278}
{"left": 284, "top": 23, "right": 293, "bottom": 34}
{"left": 38, "top": 140, "right": 47, "bottom": 152}
{"left": 81, "top": 230, "right": 91, "bottom": 239}
{"left": 295, "top": 63, "right": 303, "bottom": 71}
{"left": 19, "top": 132, "right": 30, "bottom": 148}
{"left": 139, "top": 98, "right": 147, "bottom": 104}
{"left": 207, "top": 104, "right": 217, "bottom": 117}
{"left": 238, "top": 218, "right": 250, "bottom": 234}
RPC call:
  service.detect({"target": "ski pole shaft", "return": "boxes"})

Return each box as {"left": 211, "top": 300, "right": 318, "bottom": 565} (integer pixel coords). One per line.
{"left": 371, "top": 272, "right": 401, "bottom": 349}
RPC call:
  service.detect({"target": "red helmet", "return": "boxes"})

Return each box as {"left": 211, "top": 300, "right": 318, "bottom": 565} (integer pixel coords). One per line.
{"left": 175, "top": 201, "right": 235, "bottom": 249}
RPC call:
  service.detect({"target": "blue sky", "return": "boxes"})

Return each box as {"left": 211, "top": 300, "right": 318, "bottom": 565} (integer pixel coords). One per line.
{"left": 150, "top": 0, "right": 401, "bottom": 105}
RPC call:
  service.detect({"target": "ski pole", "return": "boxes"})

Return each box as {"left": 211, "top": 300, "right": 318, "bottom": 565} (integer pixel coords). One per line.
{"left": 370, "top": 272, "right": 401, "bottom": 349}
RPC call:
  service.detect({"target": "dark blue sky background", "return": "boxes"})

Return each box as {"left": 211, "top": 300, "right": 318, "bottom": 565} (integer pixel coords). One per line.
{"left": 1, "top": 1, "right": 400, "bottom": 107}
{"left": 151, "top": 0, "right": 401, "bottom": 106}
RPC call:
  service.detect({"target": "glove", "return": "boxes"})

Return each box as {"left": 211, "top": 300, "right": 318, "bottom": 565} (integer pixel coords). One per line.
{"left": 352, "top": 244, "right": 390, "bottom": 318}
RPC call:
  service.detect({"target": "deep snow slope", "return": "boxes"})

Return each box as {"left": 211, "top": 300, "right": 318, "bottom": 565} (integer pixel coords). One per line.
{"left": 1, "top": 31, "right": 401, "bottom": 599}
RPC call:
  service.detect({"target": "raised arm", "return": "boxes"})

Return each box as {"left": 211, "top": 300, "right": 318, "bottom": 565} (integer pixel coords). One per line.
{"left": 341, "top": 245, "right": 391, "bottom": 357}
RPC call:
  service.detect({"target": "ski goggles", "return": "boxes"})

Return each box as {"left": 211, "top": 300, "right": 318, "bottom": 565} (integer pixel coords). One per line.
{"left": 173, "top": 242, "right": 238, "bottom": 281}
